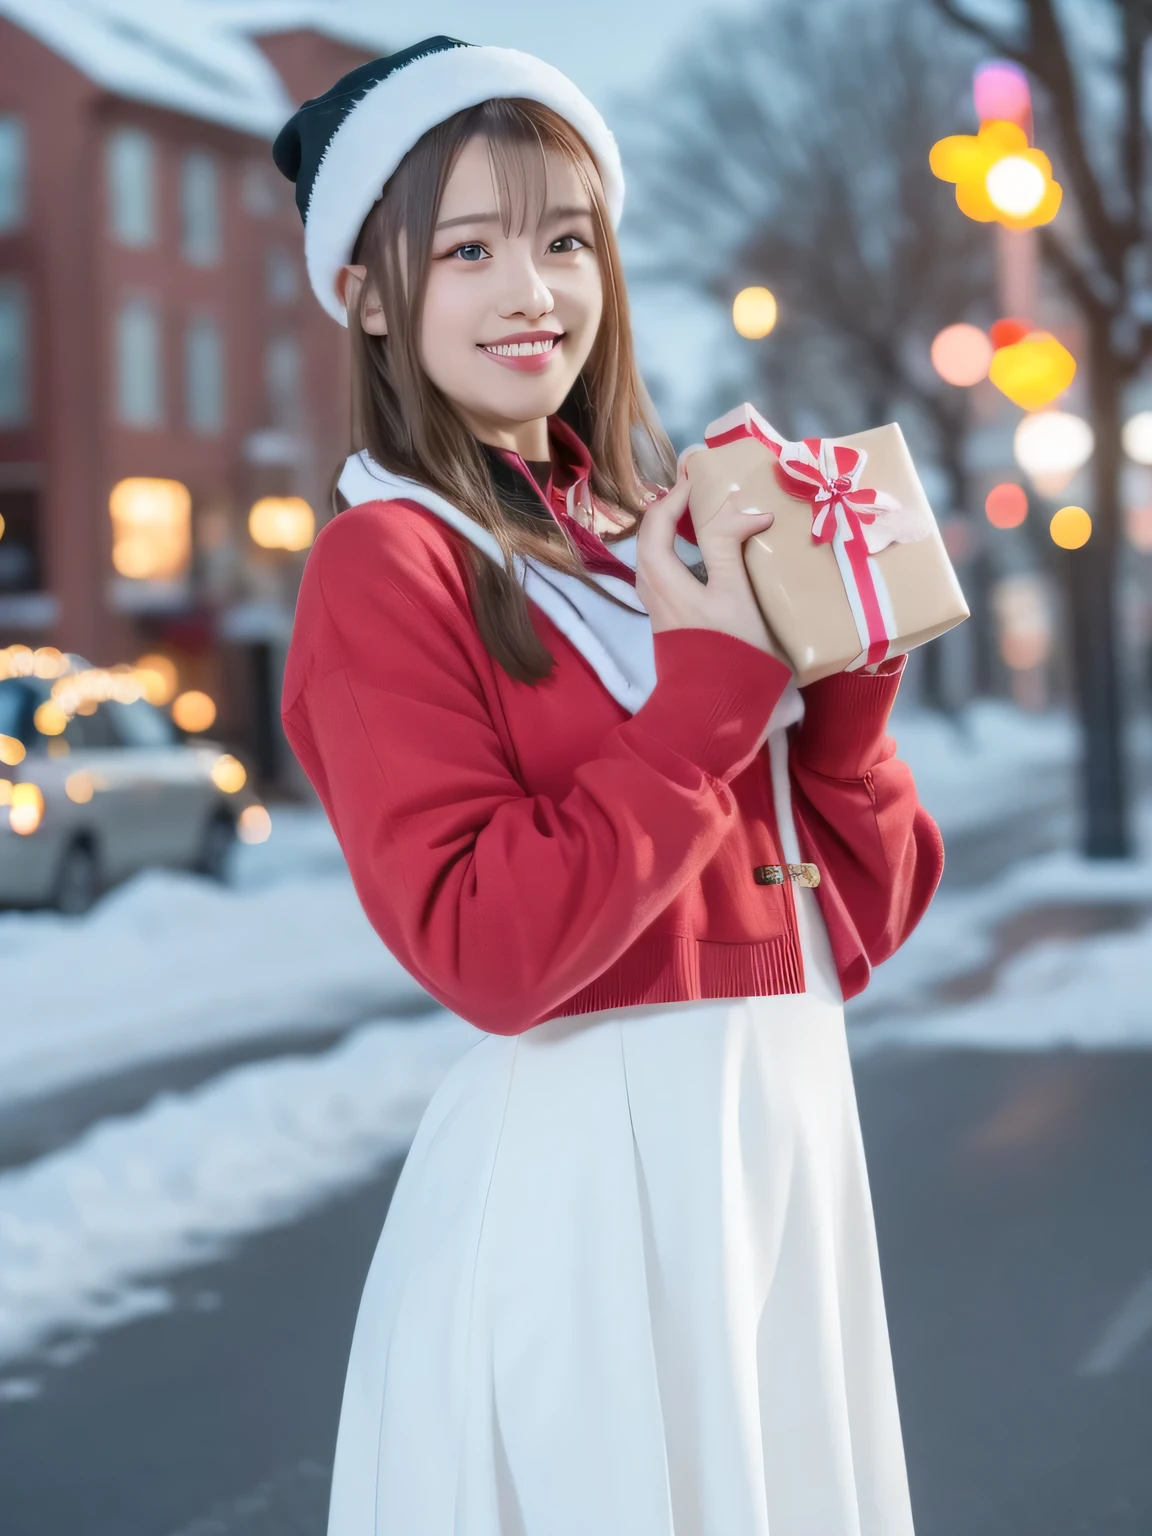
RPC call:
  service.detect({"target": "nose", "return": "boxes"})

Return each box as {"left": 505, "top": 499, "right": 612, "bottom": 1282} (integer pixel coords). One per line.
{"left": 496, "top": 241, "right": 555, "bottom": 322}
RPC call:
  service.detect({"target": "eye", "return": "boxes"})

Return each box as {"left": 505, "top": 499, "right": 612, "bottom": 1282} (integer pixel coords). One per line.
{"left": 547, "top": 234, "right": 587, "bottom": 254}
{"left": 449, "top": 242, "right": 488, "bottom": 262}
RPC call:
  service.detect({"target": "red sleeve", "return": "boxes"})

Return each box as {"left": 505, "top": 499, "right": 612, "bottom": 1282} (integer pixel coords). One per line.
{"left": 788, "top": 658, "right": 944, "bottom": 1000}
{"left": 282, "top": 502, "right": 792, "bottom": 1035}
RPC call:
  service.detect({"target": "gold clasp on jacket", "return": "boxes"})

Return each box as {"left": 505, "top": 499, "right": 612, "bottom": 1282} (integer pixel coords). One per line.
{"left": 753, "top": 863, "right": 821, "bottom": 888}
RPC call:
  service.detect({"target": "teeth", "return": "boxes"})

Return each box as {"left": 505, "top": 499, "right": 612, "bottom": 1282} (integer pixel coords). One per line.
{"left": 483, "top": 338, "right": 557, "bottom": 356}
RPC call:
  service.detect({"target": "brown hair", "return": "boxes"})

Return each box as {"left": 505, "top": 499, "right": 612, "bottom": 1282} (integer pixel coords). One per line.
{"left": 342, "top": 96, "right": 675, "bottom": 683}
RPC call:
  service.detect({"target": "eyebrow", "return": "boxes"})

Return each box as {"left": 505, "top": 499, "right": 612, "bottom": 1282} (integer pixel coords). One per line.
{"left": 434, "top": 203, "right": 593, "bottom": 231}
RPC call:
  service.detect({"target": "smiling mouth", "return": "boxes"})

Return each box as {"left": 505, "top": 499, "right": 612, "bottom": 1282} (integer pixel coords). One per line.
{"left": 479, "top": 336, "right": 562, "bottom": 357}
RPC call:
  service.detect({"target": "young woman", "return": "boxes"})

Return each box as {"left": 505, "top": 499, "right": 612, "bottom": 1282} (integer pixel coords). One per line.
{"left": 275, "top": 36, "right": 943, "bottom": 1536}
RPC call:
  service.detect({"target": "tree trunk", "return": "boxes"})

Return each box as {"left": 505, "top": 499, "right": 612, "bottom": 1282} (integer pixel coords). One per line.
{"left": 1063, "top": 329, "right": 1129, "bottom": 858}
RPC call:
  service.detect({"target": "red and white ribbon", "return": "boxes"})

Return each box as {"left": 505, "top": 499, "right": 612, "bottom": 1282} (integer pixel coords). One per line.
{"left": 704, "top": 403, "right": 903, "bottom": 670}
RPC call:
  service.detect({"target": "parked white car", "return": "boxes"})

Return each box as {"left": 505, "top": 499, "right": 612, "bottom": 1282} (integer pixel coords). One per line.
{"left": 0, "top": 662, "right": 262, "bottom": 914}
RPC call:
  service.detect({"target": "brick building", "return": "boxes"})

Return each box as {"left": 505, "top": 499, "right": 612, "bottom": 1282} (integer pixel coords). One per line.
{"left": 0, "top": 1, "right": 389, "bottom": 785}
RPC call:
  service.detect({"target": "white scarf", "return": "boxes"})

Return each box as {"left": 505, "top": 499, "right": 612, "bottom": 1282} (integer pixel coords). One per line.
{"left": 335, "top": 450, "right": 804, "bottom": 744}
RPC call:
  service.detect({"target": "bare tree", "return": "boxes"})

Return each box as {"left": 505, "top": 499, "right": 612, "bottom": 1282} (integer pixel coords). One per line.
{"left": 926, "top": 0, "right": 1148, "bottom": 856}
{"left": 620, "top": 0, "right": 999, "bottom": 710}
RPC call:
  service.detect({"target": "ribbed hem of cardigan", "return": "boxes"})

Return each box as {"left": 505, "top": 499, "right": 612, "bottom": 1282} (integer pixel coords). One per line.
{"left": 536, "top": 930, "right": 807, "bottom": 1024}
{"left": 795, "top": 655, "right": 907, "bottom": 779}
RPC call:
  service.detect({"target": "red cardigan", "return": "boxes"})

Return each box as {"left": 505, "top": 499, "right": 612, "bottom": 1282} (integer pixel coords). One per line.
{"left": 282, "top": 493, "right": 943, "bottom": 1036}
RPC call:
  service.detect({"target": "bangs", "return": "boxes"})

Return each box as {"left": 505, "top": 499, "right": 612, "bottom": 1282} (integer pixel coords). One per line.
{"left": 476, "top": 98, "right": 601, "bottom": 239}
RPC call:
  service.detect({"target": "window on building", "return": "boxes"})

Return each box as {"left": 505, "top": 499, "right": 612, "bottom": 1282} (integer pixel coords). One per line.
{"left": 107, "top": 127, "right": 156, "bottom": 247}
{"left": 241, "top": 161, "right": 278, "bottom": 217}
{"left": 0, "top": 116, "right": 27, "bottom": 233}
{"left": 180, "top": 150, "right": 222, "bottom": 266}
{"left": 0, "top": 278, "right": 30, "bottom": 427}
{"left": 265, "top": 334, "right": 302, "bottom": 430}
{"left": 115, "top": 296, "right": 164, "bottom": 427}
{"left": 266, "top": 245, "right": 300, "bottom": 304}
{"left": 185, "top": 314, "right": 225, "bottom": 435}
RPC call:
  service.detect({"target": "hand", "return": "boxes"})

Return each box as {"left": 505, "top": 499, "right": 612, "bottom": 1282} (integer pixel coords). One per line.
{"left": 634, "top": 472, "right": 779, "bottom": 656}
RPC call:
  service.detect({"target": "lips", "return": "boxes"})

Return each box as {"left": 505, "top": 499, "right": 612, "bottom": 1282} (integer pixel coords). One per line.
{"left": 478, "top": 332, "right": 564, "bottom": 373}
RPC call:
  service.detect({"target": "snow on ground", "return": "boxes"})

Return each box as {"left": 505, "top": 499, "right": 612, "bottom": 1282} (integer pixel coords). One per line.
{"left": 0, "top": 811, "right": 430, "bottom": 1110}
{"left": 0, "top": 1013, "right": 476, "bottom": 1371}
{"left": 888, "top": 698, "right": 1076, "bottom": 836}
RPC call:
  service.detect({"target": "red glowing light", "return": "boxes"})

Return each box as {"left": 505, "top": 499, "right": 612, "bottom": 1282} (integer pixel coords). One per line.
{"left": 989, "top": 317, "right": 1032, "bottom": 350}
{"left": 985, "top": 482, "right": 1029, "bottom": 529}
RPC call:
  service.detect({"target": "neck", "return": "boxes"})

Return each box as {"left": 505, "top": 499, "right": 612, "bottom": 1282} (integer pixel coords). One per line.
{"left": 463, "top": 413, "right": 550, "bottom": 463}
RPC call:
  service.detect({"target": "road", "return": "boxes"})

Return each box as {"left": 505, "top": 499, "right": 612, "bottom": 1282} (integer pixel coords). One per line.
{"left": 1, "top": 1044, "right": 1150, "bottom": 1536}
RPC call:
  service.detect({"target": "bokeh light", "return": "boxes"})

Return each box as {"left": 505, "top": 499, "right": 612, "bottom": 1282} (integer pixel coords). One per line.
{"left": 33, "top": 700, "right": 68, "bottom": 737}
{"left": 134, "top": 653, "right": 179, "bottom": 706}
{"left": 986, "top": 156, "right": 1046, "bottom": 216}
{"left": 985, "top": 483, "right": 1028, "bottom": 529}
{"left": 109, "top": 478, "right": 192, "bottom": 580}
{"left": 9, "top": 781, "right": 43, "bottom": 836}
{"left": 0, "top": 734, "right": 26, "bottom": 766}
{"left": 989, "top": 332, "right": 1076, "bottom": 409}
{"left": 930, "top": 119, "right": 1061, "bottom": 229}
{"left": 973, "top": 61, "right": 1032, "bottom": 126}
{"left": 1013, "top": 410, "right": 1094, "bottom": 487}
{"left": 65, "top": 770, "right": 95, "bottom": 805}
{"left": 248, "top": 496, "right": 316, "bottom": 552}
{"left": 1050, "top": 505, "right": 1092, "bottom": 549}
{"left": 989, "top": 317, "right": 1032, "bottom": 350}
{"left": 210, "top": 754, "right": 247, "bottom": 794}
{"left": 731, "top": 286, "right": 778, "bottom": 340}
{"left": 930, "top": 323, "right": 993, "bottom": 386}
{"left": 1121, "top": 411, "right": 1152, "bottom": 465}
{"left": 238, "top": 804, "right": 272, "bottom": 844}
{"left": 172, "top": 690, "right": 217, "bottom": 733}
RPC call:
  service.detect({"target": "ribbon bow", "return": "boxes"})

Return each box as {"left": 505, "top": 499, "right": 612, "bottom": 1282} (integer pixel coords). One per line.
{"left": 703, "top": 403, "right": 907, "bottom": 670}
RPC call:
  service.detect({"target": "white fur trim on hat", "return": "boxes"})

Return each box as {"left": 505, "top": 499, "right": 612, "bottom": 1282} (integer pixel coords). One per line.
{"left": 305, "top": 46, "right": 624, "bottom": 325}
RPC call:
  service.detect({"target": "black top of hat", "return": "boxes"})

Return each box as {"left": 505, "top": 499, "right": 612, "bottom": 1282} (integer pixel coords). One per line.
{"left": 272, "top": 35, "right": 473, "bottom": 223}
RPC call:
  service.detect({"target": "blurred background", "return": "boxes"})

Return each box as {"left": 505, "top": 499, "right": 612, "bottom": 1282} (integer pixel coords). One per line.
{"left": 1, "top": 1, "right": 1151, "bottom": 1532}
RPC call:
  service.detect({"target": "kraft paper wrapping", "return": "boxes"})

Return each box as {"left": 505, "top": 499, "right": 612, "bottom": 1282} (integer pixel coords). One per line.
{"left": 685, "top": 422, "right": 970, "bottom": 687}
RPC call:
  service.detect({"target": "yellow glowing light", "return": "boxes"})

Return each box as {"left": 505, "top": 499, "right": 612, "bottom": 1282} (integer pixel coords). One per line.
{"left": 731, "top": 287, "right": 778, "bottom": 340}
{"left": 0, "top": 734, "right": 26, "bottom": 766}
{"left": 109, "top": 477, "right": 192, "bottom": 581}
{"left": 989, "top": 332, "right": 1076, "bottom": 410}
{"left": 210, "top": 754, "right": 247, "bottom": 794}
{"left": 172, "top": 690, "right": 217, "bottom": 733}
{"left": 133, "top": 653, "right": 179, "bottom": 706}
{"left": 930, "top": 323, "right": 993, "bottom": 386}
{"left": 9, "top": 781, "right": 43, "bottom": 836}
{"left": 33, "top": 700, "right": 68, "bottom": 737}
{"left": 1050, "top": 505, "right": 1092, "bottom": 549}
{"left": 985, "top": 155, "right": 1046, "bottom": 216}
{"left": 1012, "top": 411, "right": 1094, "bottom": 492}
{"left": 248, "top": 496, "right": 316, "bottom": 552}
{"left": 930, "top": 120, "right": 1062, "bottom": 229}
{"left": 32, "top": 647, "right": 65, "bottom": 679}
{"left": 65, "top": 770, "right": 95, "bottom": 804}
{"left": 0, "top": 778, "right": 11, "bottom": 805}
{"left": 1, "top": 645, "right": 34, "bottom": 678}
{"left": 0, "top": 512, "right": 5, "bottom": 540}
{"left": 237, "top": 803, "right": 272, "bottom": 844}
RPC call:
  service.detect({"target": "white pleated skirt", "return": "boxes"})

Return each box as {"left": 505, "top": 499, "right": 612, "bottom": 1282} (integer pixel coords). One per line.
{"left": 326, "top": 882, "right": 914, "bottom": 1536}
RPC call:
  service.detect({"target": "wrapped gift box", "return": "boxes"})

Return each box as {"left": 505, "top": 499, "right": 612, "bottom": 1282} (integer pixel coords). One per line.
{"left": 684, "top": 404, "right": 970, "bottom": 686}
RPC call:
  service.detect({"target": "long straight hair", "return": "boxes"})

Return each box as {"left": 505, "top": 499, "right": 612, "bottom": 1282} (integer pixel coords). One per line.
{"left": 343, "top": 96, "right": 676, "bottom": 683}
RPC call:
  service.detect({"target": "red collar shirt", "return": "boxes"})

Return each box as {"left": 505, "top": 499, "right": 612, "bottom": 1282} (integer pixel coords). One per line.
{"left": 282, "top": 420, "right": 943, "bottom": 1036}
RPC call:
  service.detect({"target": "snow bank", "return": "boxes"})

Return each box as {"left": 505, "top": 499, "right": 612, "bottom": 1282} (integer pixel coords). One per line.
{"left": 0, "top": 867, "right": 430, "bottom": 1109}
{"left": 0, "top": 1014, "right": 476, "bottom": 1368}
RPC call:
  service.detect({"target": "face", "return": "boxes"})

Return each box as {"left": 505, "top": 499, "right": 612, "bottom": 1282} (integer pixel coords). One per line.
{"left": 350, "top": 134, "right": 604, "bottom": 460}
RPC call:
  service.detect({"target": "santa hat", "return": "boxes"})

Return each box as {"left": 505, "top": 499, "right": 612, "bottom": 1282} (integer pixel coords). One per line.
{"left": 272, "top": 35, "right": 624, "bottom": 326}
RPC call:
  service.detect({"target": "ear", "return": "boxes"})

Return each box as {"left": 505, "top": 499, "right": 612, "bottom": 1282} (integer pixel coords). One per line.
{"left": 337, "top": 263, "right": 388, "bottom": 335}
